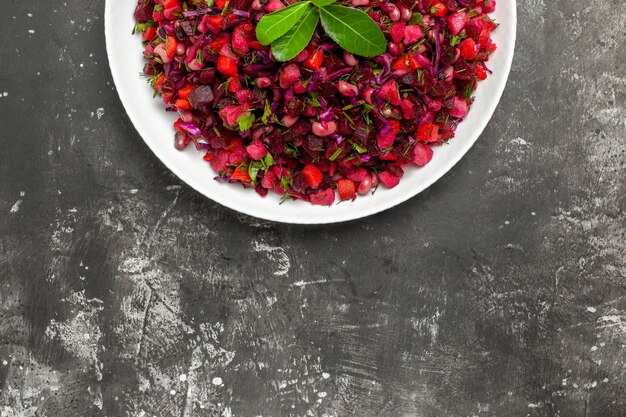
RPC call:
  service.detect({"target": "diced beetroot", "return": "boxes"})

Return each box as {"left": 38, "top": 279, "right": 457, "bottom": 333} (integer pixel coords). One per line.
{"left": 282, "top": 115, "right": 299, "bottom": 127}
{"left": 447, "top": 12, "right": 469, "bottom": 35}
{"left": 246, "top": 139, "right": 268, "bottom": 160}
{"left": 264, "top": 0, "right": 285, "bottom": 12}
{"left": 347, "top": 167, "right": 367, "bottom": 182}
{"left": 390, "top": 22, "right": 406, "bottom": 43}
{"left": 310, "top": 189, "right": 336, "bottom": 206}
{"left": 232, "top": 25, "right": 249, "bottom": 54}
{"left": 261, "top": 171, "right": 278, "bottom": 189}
{"left": 377, "top": 131, "right": 396, "bottom": 150}
{"left": 468, "top": 18, "right": 493, "bottom": 38}
{"left": 379, "top": 80, "right": 401, "bottom": 106}
{"left": 235, "top": 89, "right": 252, "bottom": 104}
{"left": 255, "top": 184, "right": 269, "bottom": 197}
{"left": 377, "top": 120, "right": 400, "bottom": 149}
{"left": 400, "top": 99, "right": 414, "bottom": 119}
{"left": 412, "top": 143, "right": 434, "bottom": 167}
{"left": 424, "top": 96, "right": 442, "bottom": 111}
{"left": 229, "top": 150, "right": 247, "bottom": 166}
{"left": 379, "top": 152, "right": 397, "bottom": 161}
{"left": 483, "top": 0, "right": 496, "bottom": 13}
{"left": 188, "top": 85, "right": 214, "bottom": 107}
{"left": 378, "top": 171, "right": 401, "bottom": 189}
{"left": 449, "top": 96, "right": 469, "bottom": 118}
{"left": 227, "top": 140, "right": 247, "bottom": 165}
{"left": 386, "top": 162, "right": 404, "bottom": 178}
{"left": 280, "top": 64, "right": 300, "bottom": 89}
{"left": 134, "top": 1, "right": 152, "bottom": 23}
{"left": 218, "top": 105, "right": 247, "bottom": 126}
{"left": 205, "top": 149, "right": 230, "bottom": 171}
{"left": 403, "top": 25, "right": 423, "bottom": 45}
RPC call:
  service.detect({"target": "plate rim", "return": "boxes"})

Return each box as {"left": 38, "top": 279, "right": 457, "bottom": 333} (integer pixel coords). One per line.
{"left": 105, "top": 1, "right": 517, "bottom": 224}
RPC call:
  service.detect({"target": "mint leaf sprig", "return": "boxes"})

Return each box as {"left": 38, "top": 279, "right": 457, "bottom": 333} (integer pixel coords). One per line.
{"left": 256, "top": 0, "right": 386, "bottom": 62}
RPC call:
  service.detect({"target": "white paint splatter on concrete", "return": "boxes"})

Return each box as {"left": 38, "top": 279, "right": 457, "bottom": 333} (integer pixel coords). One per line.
{"left": 252, "top": 241, "right": 290, "bottom": 276}
{"left": 9, "top": 192, "right": 26, "bottom": 213}
{"left": 9, "top": 200, "right": 22, "bottom": 213}
{"left": 598, "top": 315, "right": 621, "bottom": 324}
{"left": 291, "top": 279, "right": 343, "bottom": 288}
{"left": 44, "top": 290, "right": 104, "bottom": 381}
{"left": 511, "top": 137, "right": 529, "bottom": 146}
{"left": 410, "top": 309, "right": 441, "bottom": 343}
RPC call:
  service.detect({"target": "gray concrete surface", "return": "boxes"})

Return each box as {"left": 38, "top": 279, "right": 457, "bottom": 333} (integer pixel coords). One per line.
{"left": 0, "top": 1, "right": 625, "bottom": 416}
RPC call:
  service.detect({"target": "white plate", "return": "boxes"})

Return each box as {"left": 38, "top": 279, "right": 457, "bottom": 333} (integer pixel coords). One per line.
{"left": 105, "top": 1, "right": 516, "bottom": 224}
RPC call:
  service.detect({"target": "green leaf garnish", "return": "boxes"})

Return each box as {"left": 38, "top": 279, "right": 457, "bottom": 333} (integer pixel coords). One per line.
{"left": 236, "top": 112, "right": 255, "bottom": 131}
{"left": 271, "top": 5, "right": 319, "bottom": 62}
{"left": 133, "top": 20, "right": 155, "bottom": 34}
{"left": 311, "top": 0, "right": 337, "bottom": 6}
{"left": 463, "top": 83, "right": 475, "bottom": 100}
{"left": 248, "top": 162, "right": 261, "bottom": 182}
{"left": 262, "top": 152, "right": 275, "bottom": 167}
{"left": 408, "top": 12, "right": 423, "bottom": 25}
{"left": 255, "top": 1, "right": 386, "bottom": 62}
{"left": 255, "top": 1, "right": 311, "bottom": 46}
{"left": 261, "top": 100, "right": 272, "bottom": 124}
{"left": 319, "top": 5, "right": 386, "bottom": 57}
{"left": 304, "top": 93, "right": 322, "bottom": 108}
{"left": 328, "top": 148, "right": 342, "bottom": 161}
{"left": 450, "top": 34, "right": 466, "bottom": 47}
{"left": 351, "top": 141, "right": 367, "bottom": 154}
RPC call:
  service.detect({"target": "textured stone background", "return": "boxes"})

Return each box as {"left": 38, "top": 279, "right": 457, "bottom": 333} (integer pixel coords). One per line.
{"left": 0, "top": 1, "right": 625, "bottom": 416}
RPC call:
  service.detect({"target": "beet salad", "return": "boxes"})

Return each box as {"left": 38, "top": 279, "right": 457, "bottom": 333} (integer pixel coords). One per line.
{"left": 134, "top": 0, "right": 498, "bottom": 205}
